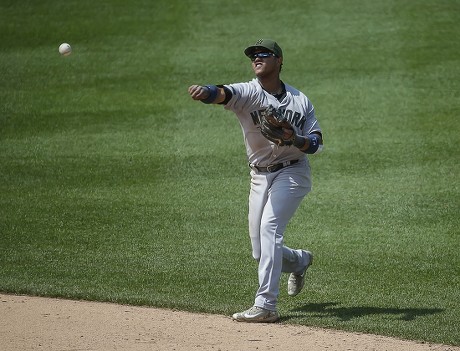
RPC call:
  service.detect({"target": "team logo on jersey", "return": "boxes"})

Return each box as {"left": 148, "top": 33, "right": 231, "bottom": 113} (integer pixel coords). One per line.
{"left": 250, "top": 108, "right": 306, "bottom": 130}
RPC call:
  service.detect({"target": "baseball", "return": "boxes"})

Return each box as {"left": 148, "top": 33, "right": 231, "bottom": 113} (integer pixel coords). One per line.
{"left": 59, "top": 43, "right": 72, "bottom": 56}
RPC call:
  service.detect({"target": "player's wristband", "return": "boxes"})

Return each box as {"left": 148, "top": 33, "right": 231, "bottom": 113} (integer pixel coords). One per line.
{"left": 201, "top": 85, "right": 218, "bottom": 104}
{"left": 293, "top": 134, "right": 323, "bottom": 154}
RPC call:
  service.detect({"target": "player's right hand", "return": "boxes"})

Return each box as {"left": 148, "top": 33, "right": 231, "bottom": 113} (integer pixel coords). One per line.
{"left": 188, "top": 85, "right": 210, "bottom": 100}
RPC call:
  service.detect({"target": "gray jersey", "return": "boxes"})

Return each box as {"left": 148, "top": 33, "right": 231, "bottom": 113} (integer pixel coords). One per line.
{"left": 224, "top": 78, "right": 321, "bottom": 167}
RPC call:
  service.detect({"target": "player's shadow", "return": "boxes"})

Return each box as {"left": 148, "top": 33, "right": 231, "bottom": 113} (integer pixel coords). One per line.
{"left": 283, "top": 302, "right": 444, "bottom": 322}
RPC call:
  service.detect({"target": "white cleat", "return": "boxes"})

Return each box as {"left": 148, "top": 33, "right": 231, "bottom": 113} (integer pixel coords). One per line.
{"left": 232, "top": 306, "right": 279, "bottom": 323}
{"left": 288, "top": 250, "right": 313, "bottom": 297}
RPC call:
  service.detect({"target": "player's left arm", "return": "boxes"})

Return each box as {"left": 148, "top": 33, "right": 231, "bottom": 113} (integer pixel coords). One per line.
{"left": 290, "top": 100, "right": 323, "bottom": 154}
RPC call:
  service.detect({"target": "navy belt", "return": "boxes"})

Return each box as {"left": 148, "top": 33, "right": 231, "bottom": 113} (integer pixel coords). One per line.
{"left": 252, "top": 159, "right": 299, "bottom": 173}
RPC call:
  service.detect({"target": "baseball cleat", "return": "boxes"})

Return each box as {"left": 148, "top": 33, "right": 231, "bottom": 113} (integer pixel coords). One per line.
{"left": 288, "top": 250, "right": 313, "bottom": 297}
{"left": 232, "top": 306, "right": 279, "bottom": 323}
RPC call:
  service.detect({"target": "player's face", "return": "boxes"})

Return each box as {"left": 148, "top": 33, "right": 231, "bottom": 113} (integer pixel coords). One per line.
{"left": 250, "top": 51, "right": 282, "bottom": 78}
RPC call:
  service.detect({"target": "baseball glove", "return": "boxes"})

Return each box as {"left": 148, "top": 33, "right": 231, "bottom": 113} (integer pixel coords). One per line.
{"left": 259, "top": 105, "right": 295, "bottom": 146}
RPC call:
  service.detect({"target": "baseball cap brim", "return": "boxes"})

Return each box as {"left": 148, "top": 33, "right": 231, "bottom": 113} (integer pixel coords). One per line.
{"left": 244, "top": 39, "right": 283, "bottom": 58}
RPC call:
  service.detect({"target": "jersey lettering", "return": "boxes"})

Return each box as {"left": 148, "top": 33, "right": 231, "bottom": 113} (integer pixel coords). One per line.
{"left": 250, "top": 108, "right": 306, "bottom": 130}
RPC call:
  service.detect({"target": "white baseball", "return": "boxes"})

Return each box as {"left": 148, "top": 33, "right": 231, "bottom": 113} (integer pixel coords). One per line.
{"left": 59, "top": 43, "right": 72, "bottom": 56}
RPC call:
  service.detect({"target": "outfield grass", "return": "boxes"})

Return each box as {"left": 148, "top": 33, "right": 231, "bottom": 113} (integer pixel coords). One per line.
{"left": 1, "top": 0, "right": 459, "bottom": 346}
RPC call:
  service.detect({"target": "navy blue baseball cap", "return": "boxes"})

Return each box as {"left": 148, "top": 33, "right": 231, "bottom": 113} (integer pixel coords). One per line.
{"left": 244, "top": 39, "right": 283, "bottom": 58}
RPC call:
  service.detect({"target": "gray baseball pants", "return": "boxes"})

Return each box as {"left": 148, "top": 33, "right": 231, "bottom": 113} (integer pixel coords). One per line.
{"left": 248, "top": 159, "right": 312, "bottom": 311}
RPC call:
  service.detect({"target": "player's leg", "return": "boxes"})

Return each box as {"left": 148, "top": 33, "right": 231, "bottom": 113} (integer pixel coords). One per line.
{"left": 233, "top": 171, "right": 279, "bottom": 322}
{"left": 254, "top": 163, "right": 311, "bottom": 310}
{"left": 276, "top": 162, "right": 312, "bottom": 275}
{"left": 282, "top": 247, "right": 313, "bottom": 274}
{"left": 285, "top": 248, "right": 314, "bottom": 297}
{"left": 248, "top": 170, "right": 269, "bottom": 261}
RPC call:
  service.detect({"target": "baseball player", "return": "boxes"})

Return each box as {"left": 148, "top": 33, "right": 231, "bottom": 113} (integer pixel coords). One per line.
{"left": 188, "top": 39, "right": 323, "bottom": 323}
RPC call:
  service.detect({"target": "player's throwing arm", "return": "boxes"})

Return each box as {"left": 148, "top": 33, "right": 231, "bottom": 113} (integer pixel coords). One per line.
{"left": 188, "top": 85, "right": 226, "bottom": 104}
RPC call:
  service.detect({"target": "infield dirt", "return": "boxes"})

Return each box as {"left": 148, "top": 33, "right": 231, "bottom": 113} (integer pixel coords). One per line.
{"left": 1, "top": 293, "right": 458, "bottom": 351}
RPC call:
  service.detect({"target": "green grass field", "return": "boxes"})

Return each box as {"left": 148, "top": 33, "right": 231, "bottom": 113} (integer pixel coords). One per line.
{"left": 1, "top": 0, "right": 459, "bottom": 346}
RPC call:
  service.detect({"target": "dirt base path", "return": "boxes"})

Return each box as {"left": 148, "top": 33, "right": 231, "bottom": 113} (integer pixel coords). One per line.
{"left": 1, "top": 294, "right": 458, "bottom": 351}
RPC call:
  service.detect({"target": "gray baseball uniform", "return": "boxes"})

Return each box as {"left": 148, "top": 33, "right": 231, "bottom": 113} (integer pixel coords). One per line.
{"left": 223, "top": 78, "right": 321, "bottom": 311}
